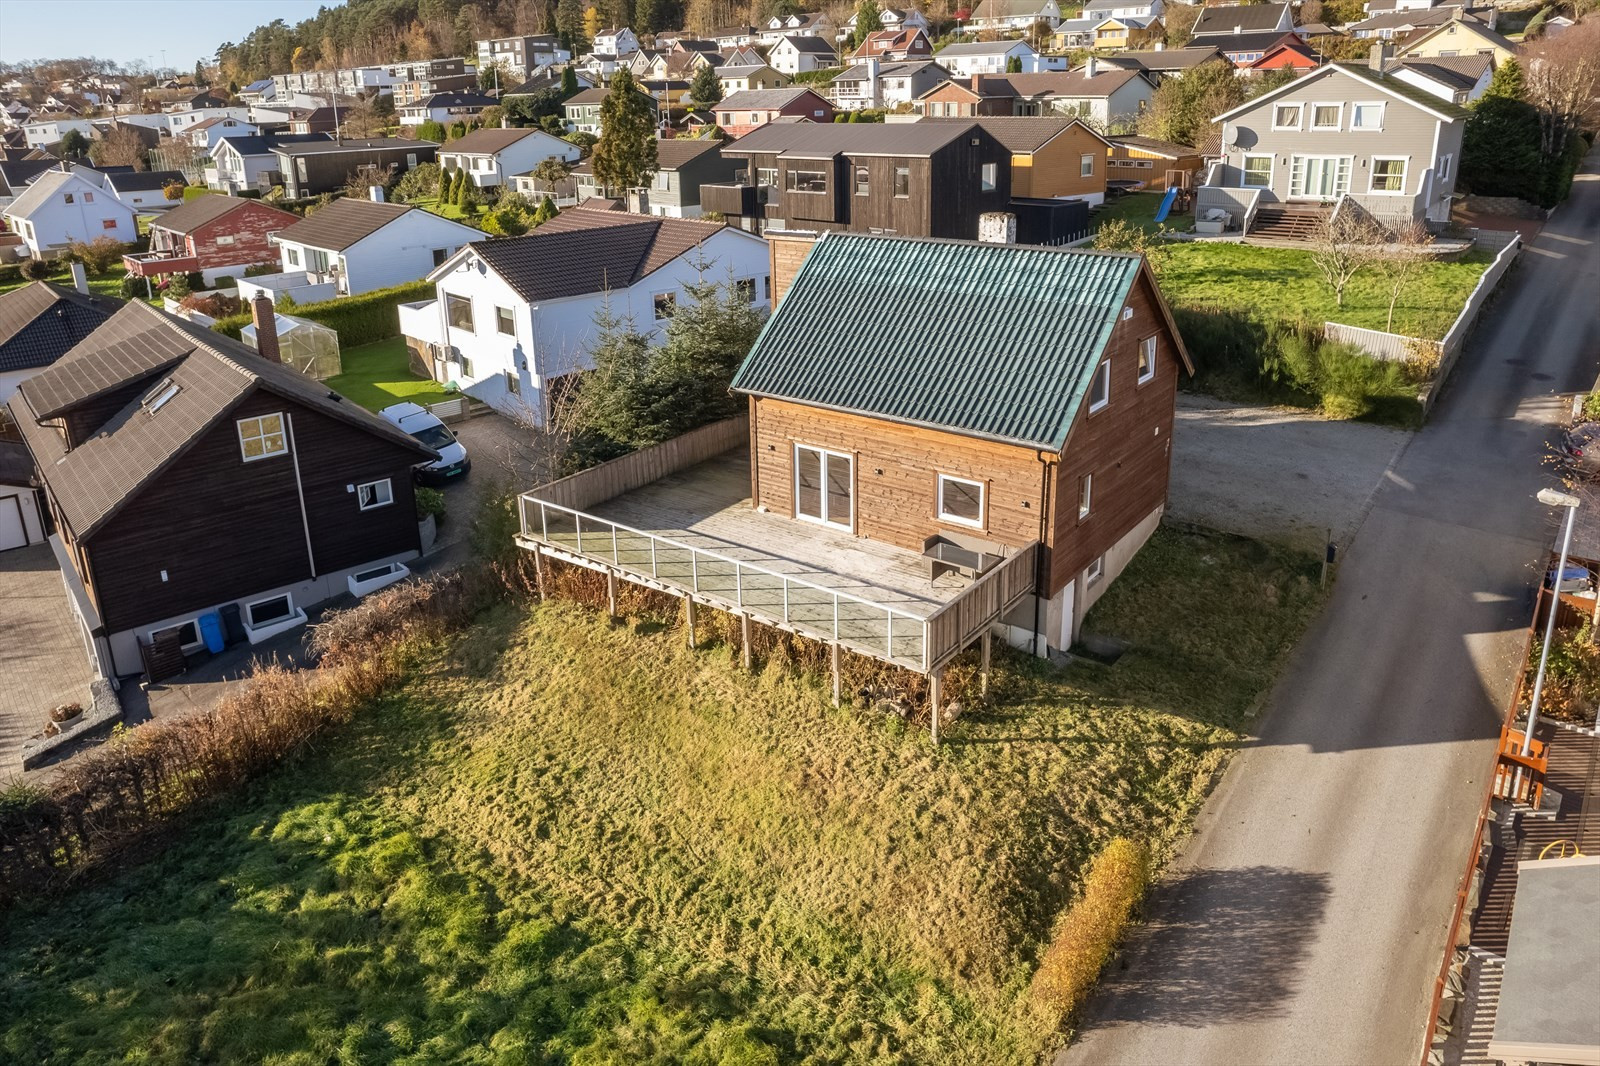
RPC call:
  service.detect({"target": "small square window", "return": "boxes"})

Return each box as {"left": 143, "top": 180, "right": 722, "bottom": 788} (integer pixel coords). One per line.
{"left": 1086, "top": 555, "right": 1105, "bottom": 585}
{"left": 287, "top": 247, "right": 300, "bottom": 266}
{"left": 1138, "top": 336, "right": 1156, "bottom": 383}
{"left": 495, "top": 306, "right": 515, "bottom": 335}
{"left": 937, "top": 474, "right": 984, "bottom": 528}
{"left": 1351, "top": 103, "right": 1383, "bottom": 130}
{"left": 238, "top": 412, "right": 287, "bottom": 461}
{"left": 1312, "top": 104, "right": 1341, "bottom": 130}
{"left": 83, "top": 192, "right": 93, "bottom": 203}
{"left": 653, "top": 292, "right": 676, "bottom": 320}
{"left": 735, "top": 277, "right": 756, "bottom": 302}
{"left": 432, "top": 247, "right": 448, "bottom": 266}
{"left": 1242, "top": 154, "right": 1272, "bottom": 188}
{"left": 447, "top": 293, "right": 474, "bottom": 331}
{"left": 63, "top": 192, "right": 74, "bottom": 204}
{"left": 357, "top": 478, "right": 393, "bottom": 510}
{"left": 1078, "top": 473, "right": 1092, "bottom": 521}
{"left": 1273, "top": 104, "right": 1302, "bottom": 130}
{"left": 1089, "top": 359, "right": 1110, "bottom": 413}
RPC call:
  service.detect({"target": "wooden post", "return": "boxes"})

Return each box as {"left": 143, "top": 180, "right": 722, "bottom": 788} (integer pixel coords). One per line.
{"left": 930, "top": 669, "right": 942, "bottom": 746}
{"left": 741, "top": 612, "right": 753, "bottom": 671}
{"left": 831, "top": 642, "right": 841, "bottom": 707}
{"left": 686, "top": 596, "right": 697, "bottom": 649}
{"left": 606, "top": 570, "right": 618, "bottom": 619}
{"left": 532, "top": 545, "right": 546, "bottom": 602}
{"left": 981, "top": 630, "right": 991, "bottom": 699}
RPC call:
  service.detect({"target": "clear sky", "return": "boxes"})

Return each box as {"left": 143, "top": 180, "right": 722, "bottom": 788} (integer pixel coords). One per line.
{"left": 0, "top": 0, "right": 337, "bottom": 69}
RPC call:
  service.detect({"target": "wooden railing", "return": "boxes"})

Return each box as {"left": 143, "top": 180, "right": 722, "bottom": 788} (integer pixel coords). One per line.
{"left": 924, "top": 543, "right": 1039, "bottom": 670}
{"left": 529, "top": 416, "right": 749, "bottom": 513}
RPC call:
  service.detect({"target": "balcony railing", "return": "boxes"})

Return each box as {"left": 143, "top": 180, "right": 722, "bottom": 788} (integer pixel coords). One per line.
{"left": 122, "top": 249, "right": 200, "bottom": 277}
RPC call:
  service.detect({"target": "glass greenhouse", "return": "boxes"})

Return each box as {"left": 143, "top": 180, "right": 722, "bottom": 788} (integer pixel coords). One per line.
{"left": 241, "top": 313, "right": 342, "bottom": 380}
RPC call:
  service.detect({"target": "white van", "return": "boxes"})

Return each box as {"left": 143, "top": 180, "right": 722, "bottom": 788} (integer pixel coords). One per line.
{"left": 378, "top": 402, "right": 471, "bottom": 484}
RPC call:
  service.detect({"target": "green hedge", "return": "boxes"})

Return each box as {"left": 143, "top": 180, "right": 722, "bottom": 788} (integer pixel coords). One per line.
{"left": 212, "top": 279, "right": 436, "bottom": 347}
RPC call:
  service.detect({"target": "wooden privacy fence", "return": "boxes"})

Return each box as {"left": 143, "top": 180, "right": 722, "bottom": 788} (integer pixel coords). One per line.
{"left": 923, "top": 545, "right": 1038, "bottom": 669}
{"left": 1323, "top": 235, "right": 1522, "bottom": 374}
{"left": 529, "top": 416, "right": 750, "bottom": 512}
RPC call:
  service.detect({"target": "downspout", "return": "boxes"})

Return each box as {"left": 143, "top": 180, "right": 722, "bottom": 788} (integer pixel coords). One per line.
{"left": 285, "top": 412, "right": 318, "bottom": 577}
{"left": 1032, "top": 450, "right": 1053, "bottom": 657}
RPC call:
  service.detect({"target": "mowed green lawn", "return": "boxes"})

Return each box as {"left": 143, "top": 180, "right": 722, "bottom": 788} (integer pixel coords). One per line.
{"left": 0, "top": 266, "right": 131, "bottom": 302}
{"left": 0, "top": 528, "right": 1324, "bottom": 1065}
{"left": 1099, "top": 191, "right": 1492, "bottom": 338}
{"left": 326, "top": 338, "right": 454, "bottom": 412}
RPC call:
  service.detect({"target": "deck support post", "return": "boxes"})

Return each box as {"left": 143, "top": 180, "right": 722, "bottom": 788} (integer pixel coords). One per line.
{"left": 831, "top": 642, "right": 841, "bottom": 707}
{"left": 981, "top": 630, "right": 991, "bottom": 699}
{"left": 930, "top": 669, "right": 943, "bottom": 746}
{"left": 532, "top": 545, "right": 546, "bottom": 603}
{"left": 686, "top": 596, "right": 697, "bottom": 649}
{"left": 741, "top": 612, "right": 753, "bottom": 671}
{"left": 606, "top": 570, "right": 618, "bottom": 620}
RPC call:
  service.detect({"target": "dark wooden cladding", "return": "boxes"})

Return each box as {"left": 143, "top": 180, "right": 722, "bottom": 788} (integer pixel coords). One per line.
{"left": 83, "top": 389, "right": 423, "bottom": 632}
{"left": 1046, "top": 270, "right": 1180, "bottom": 592}
{"left": 63, "top": 371, "right": 172, "bottom": 448}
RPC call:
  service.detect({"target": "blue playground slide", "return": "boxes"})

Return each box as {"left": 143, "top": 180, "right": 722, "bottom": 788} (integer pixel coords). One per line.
{"left": 1153, "top": 186, "right": 1179, "bottom": 223}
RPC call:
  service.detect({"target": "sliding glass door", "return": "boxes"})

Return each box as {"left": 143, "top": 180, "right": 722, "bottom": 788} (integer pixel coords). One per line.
{"left": 795, "top": 445, "right": 853, "bottom": 530}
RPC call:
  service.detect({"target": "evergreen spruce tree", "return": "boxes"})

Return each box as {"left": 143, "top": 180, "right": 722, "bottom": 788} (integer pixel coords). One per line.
{"left": 592, "top": 69, "right": 658, "bottom": 194}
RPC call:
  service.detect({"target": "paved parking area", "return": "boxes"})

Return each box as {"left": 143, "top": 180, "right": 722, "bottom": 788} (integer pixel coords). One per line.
{"left": 1167, "top": 394, "right": 1412, "bottom": 551}
{"left": 0, "top": 544, "right": 96, "bottom": 780}
{"left": 429, "top": 412, "right": 553, "bottom": 566}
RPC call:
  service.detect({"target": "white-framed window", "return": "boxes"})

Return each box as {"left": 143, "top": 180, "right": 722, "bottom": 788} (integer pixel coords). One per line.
{"left": 1089, "top": 359, "right": 1110, "bottom": 412}
{"left": 1138, "top": 335, "right": 1156, "bottom": 383}
{"left": 1078, "top": 473, "right": 1092, "bottom": 521}
{"left": 893, "top": 166, "right": 910, "bottom": 197}
{"left": 735, "top": 277, "right": 756, "bottom": 302}
{"left": 62, "top": 192, "right": 74, "bottom": 204}
{"left": 149, "top": 618, "right": 203, "bottom": 651}
{"left": 447, "top": 293, "right": 474, "bottom": 331}
{"left": 1080, "top": 152, "right": 1095, "bottom": 177}
{"left": 1351, "top": 102, "right": 1384, "bottom": 130}
{"left": 981, "top": 162, "right": 997, "bottom": 191}
{"left": 937, "top": 473, "right": 985, "bottom": 528}
{"left": 286, "top": 247, "right": 300, "bottom": 266}
{"left": 245, "top": 592, "right": 295, "bottom": 628}
{"left": 1311, "top": 103, "right": 1342, "bottom": 130}
{"left": 1242, "top": 154, "right": 1273, "bottom": 188}
{"left": 1437, "top": 153, "right": 1453, "bottom": 183}
{"left": 1272, "top": 103, "right": 1303, "bottom": 130}
{"left": 653, "top": 291, "right": 676, "bottom": 320}
{"left": 495, "top": 306, "right": 514, "bottom": 335}
{"left": 1369, "top": 156, "right": 1408, "bottom": 193}
{"left": 506, "top": 370, "right": 520, "bottom": 395}
{"left": 1086, "top": 555, "right": 1105, "bottom": 585}
{"left": 855, "top": 165, "right": 870, "bottom": 196}
{"left": 357, "top": 478, "right": 393, "bottom": 510}
{"left": 84, "top": 192, "right": 94, "bottom": 203}
{"left": 238, "top": 412, "right": 287, "bottom": 462}
{"left": 794, "top": 444, "right": 852, "bottom": 529}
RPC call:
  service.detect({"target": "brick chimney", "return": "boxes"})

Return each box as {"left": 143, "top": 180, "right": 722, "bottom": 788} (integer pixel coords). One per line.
{"left": 251, "top": 293, "right": 281, "bottom": 363}
{"left": 970, "top": 73, "right": 982, "bottom": 93}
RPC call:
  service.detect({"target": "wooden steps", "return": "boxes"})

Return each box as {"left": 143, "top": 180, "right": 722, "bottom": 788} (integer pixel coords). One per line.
{"left": 1248, "top": 207, "right": 1328, "bottom": 242}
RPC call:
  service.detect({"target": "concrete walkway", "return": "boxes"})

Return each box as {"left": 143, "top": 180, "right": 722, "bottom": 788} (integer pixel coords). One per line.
{"left": 1065, "top": 152, "right": 1599, "bottom": 1065}
{"left": 0, "top": 543, "right": 96, "bottom": 780}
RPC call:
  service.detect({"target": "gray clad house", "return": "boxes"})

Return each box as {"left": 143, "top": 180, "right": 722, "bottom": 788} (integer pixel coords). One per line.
{"left": 1200, "top": 52, "right": 1467, "bottom": 235}
{"left": 639, "top": 138, "right": 743, "bottom": 218}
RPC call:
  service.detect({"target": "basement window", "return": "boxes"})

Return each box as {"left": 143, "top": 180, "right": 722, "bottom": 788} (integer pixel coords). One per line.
{"left": 245, "top": 593, "right": 295, "bottom": 627}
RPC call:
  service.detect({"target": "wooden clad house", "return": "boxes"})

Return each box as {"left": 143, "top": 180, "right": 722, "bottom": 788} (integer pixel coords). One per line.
{"left": 936, "top": 116, "right": 1113, "bottom": 205}
{"left": 123, "top": 195, "right": 299, "bottom": 285}
{"left": 6, "top": 299, "right": 436, "bottom": 678}
{"left": 513, "top": 231, "right": 1192, "bottom": 708}
{"left": 734, "top": 232, "right": 1192, "bottom": 653}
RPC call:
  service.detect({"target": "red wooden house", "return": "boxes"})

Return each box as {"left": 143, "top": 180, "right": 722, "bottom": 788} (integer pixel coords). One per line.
{"left": 712, "top": 87, "right": 836, "bottom": 138}
{"left": 1248, "top": 38, "right": 1322, "bottom": 76}
{"left": 123, "top": 196, "right": 298, "bottom": 286}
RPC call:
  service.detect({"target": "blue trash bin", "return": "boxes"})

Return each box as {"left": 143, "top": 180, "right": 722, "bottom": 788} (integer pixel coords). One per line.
{"left": 198, "top": 611, "right": 226, "bottom": 654}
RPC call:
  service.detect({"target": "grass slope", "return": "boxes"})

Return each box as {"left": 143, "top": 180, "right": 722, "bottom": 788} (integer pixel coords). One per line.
{"left": 326, "top": 337, "right": 455, "bottom": 412}
{"left": 0, "top": 529, "right": 1323, "bottom": 1065}
{"left": 1102, "top": 191, "right": 1491, "bottom": 337}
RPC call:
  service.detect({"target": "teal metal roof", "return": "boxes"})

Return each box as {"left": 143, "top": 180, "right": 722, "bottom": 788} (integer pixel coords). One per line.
{"left": 731, "top": 233, "right": 1142, "bottom": 452}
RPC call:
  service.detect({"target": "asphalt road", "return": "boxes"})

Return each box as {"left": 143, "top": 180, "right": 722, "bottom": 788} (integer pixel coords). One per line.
{"left": 1065, "top": 152, "right": 1600, "bottom": 1066}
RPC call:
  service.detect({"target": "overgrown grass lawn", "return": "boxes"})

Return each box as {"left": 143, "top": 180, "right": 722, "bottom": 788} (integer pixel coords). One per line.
{"left": 0, "top": 266, "right": 130, "bottom": 302}
{"left": 1098, "top": 191, "right": 1492, "bottom": 337}
{"left": 0, "top": 529, "right": 1323, "bottom": 1064}
{"left": 327, "top": 337, "right": 455, "bottom": 412}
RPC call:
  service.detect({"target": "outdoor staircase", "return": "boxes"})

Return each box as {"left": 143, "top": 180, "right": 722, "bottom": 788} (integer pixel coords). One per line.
{"left": 1247, "top": 207, "right": 1329, "bottom": 242}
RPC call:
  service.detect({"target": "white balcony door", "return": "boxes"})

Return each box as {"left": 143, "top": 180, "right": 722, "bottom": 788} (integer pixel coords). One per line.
{"left": 794, "top": 444, "right": 852, "bottom": 529}
{"left": 1289, "top": 155, "right": 1351, "bottom": 200}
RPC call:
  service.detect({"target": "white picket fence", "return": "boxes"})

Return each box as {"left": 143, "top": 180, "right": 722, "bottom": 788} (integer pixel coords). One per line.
{"left": 1323, "top": 235, "right": 1523, "bottom": 366}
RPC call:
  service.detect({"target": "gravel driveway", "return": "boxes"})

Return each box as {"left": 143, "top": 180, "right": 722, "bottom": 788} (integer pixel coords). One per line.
{"left": 1167, "top": 394, "right": 1411, "bottom": 551}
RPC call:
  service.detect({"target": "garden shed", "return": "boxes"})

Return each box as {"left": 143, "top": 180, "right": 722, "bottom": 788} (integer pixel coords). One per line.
{"left": 241, "top": 312, "right": 342, "bottom": 380}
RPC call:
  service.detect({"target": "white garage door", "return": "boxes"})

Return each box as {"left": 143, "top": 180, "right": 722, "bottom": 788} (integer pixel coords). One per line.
{"left": 0, "top": 495, "right": 28, "bottom": 552}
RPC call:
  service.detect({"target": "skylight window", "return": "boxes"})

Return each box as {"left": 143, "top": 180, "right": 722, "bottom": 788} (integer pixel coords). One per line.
{"left": 142, "top": 378, "right": 180, "bottom": 414}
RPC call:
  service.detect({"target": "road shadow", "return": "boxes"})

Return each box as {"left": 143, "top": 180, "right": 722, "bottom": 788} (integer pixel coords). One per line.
{"left": 1076, "top": 865, "right": 1331, "bottom": 1033}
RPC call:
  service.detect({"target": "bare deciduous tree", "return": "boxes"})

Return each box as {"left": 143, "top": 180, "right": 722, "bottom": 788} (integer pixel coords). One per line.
{"left": 88, "top": 124, "right": 150, "bottom": 170}
{"left": 1521, "top": 19, "right": 1600, "bottom": 163}
{"left": 1371, "top": 220, "right": 1436, "bottom": 333}
{"left": 1309, "top": 209, "right": 1385, "bottom": 309}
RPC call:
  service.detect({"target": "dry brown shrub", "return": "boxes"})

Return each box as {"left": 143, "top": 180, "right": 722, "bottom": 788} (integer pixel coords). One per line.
{"left": 1030, "top": 837, "right": 1151, "bottom": 1027}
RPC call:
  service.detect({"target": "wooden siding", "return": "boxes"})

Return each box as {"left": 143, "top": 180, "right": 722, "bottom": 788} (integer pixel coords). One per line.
{"left": 173, "top": 201, "right": 287, "bottom": 271}
{"left": 1013, "top": 126, "right": 1107, "bottom": 199}
{"left": 1046, "top": 269, "right": 1180, "bottom": 593}
{"left": 750, "top": 397, "right": 1049, "bottom": 555}
{"left": 919, "top": 82, "right": 1013, "bottom": 117}
{"left": 83, "top": 389, "right": 422, "bottom": 632}
{"left": 1107, "top": 144, "right": 1203, "bottom": 191}
{"left": 768, "top": 232, "right": 817, "bottom": 305}
{"left": 281, "top": 144, "right": 437, "bottom": 197}
{"left": 64, "top": 372, "right": 171, "bottom": 448}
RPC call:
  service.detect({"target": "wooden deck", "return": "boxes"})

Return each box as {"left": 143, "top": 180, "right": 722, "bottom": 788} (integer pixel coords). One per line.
{"left": 517, "top": 449, "right": 1038, "bottom": 672}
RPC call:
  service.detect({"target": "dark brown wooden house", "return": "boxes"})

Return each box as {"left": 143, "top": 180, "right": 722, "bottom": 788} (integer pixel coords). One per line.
{"left": 269, "top": 137, "right": 439, "bottom": 199}
{"left": 7, "top": 298, "right": 436, "bottom": 678}
{"left": 705, "top": 120, "right": 1013, "bottom": 239}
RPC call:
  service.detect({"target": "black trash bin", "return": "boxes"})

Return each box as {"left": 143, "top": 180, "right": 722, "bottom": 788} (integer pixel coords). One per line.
{"left": 218, "top": 602, "right": 246, "bottom": 646}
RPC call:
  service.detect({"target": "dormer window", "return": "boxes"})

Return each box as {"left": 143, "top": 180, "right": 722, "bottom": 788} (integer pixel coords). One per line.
{"left": 142, "top": 377, "right": 180, "bottom": 414}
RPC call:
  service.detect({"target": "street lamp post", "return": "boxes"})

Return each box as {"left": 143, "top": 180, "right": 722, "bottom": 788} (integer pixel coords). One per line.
{"left": 1521, "top": 487, "right": 1582, "bottom": 756}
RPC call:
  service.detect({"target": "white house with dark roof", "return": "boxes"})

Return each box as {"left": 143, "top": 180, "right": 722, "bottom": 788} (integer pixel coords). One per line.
{"left": 593, "top": 27, "right": 641, "bottom": 55}
{"left": 1, "top": 167, "right": 137, "bottom": 258}
{"left": 399, "top": 206, "right": 772, "bottom": 420}
{"left": 769, "top": 34, "right": 840, "bottom": 75}
{"left": 437, "top": 126, "right": 580, "bottom": 188}
{"left": 964, "top": 0, "right": 1062, "bottom": 32}
{"left": 934, "top": 40, "right": 1049, "bottom": 77}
